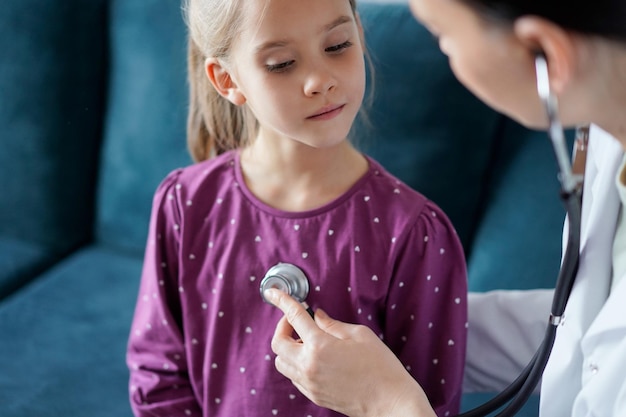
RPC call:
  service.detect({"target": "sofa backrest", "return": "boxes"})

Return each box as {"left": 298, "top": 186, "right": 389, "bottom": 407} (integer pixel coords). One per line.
{"left": 96, "top": 0, "right": 192, "bottom": 254}
{"left": 0, "top": 0, "right": 108, "bottom": 296}
{"left": 96, "top": 1, "right": 568, "bottom": 291}
{"left": 0, "top": 0, "right": 107, "bottom": 253}
{"left": 467, "top": 121, "right": 568, "bottom": 290}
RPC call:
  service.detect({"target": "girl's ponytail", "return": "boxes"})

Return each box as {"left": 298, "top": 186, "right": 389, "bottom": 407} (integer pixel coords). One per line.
{"left": 186, "top": 37, "right": 254, "bottom": 162}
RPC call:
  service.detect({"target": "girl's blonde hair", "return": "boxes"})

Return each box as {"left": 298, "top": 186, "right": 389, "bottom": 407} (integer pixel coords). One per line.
{"left": 183, "top": 0, "right": 358, "bottom": 162}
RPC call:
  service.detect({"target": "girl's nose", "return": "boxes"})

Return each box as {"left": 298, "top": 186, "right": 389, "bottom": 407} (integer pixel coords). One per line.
{"left": 303, "top": 67, "right": 337, "bottom": 96}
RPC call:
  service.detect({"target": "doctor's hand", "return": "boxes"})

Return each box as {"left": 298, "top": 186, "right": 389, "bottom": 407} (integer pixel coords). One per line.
{"left": 264, "top": 288, "right": 436, "bottom": 417}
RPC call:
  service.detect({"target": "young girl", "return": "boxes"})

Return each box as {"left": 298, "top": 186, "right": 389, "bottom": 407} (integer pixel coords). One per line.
{"left": 127, "top": 0, "right": 468, "bottom": 416}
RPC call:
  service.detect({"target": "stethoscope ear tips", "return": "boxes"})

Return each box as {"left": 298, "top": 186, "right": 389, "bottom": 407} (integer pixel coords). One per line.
{"left": 260, "top": 263, "right": 310, "bottom": 304}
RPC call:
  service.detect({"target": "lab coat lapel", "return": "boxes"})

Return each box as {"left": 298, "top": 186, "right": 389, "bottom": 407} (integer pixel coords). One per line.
{"left": 586, "top": 276, "right": 626, "bottom": 338}
{"left": 579, "top": 126, "right": 622, "bottom": 252}
{"left": 566, "top": 126, "right": 622, "bottom": 335}
{"left": 585, "top": 129, "right": 626, "bottom": 337}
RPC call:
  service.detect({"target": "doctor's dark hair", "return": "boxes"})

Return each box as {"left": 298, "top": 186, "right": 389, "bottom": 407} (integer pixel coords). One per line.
{"left": 182, "top": 0, "right": 359, "bottom": 162}
{"left": 460, "top": 0, "right": 626, "bottom": 41}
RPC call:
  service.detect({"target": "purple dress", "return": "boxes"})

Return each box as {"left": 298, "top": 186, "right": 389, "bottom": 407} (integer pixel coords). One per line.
{"left": 127, "top": 150, "right": 468, "bottom": 417}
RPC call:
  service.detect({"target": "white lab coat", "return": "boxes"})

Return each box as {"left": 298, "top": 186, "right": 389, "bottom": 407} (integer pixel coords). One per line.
{"left": 465, "top": 125, "right": 626, "bottom": 417}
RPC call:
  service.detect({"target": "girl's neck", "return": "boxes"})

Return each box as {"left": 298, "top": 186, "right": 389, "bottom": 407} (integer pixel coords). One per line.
{"left": 239, "top": 138, "right": 368, "bottom": 212}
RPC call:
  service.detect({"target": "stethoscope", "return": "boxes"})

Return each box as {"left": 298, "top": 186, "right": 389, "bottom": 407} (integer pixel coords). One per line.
{"left": 259, "top": 54, "right": 586, "bottom": 417}
{"left": 260, "top": 262, "right": 315, "bottom": 318}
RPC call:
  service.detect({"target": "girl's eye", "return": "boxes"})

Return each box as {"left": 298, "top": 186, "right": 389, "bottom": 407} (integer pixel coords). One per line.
{"left": 325, "top": 40, "right": 353, "bottom": 53}
{"left": 266, "top": 60, "right": 295, "bottom": 73}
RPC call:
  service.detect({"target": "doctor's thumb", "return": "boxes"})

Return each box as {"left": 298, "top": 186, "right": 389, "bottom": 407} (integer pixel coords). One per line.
{"left": 313, "top": 308, "right": 333, "bottom": 327}
{"left": 314, "top": 309, "right": 354, "bottom": 338}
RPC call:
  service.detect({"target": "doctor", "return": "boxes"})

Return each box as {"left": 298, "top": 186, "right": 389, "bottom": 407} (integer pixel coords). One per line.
{"left": 263, "top": 0, "right": 626, "bottom": 416}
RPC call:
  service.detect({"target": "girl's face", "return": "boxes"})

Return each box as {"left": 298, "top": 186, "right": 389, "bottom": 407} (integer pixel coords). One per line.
{"left": 227, "top": 0, "right": 366, "bottom": 150}
{"left": 409, "top": 0, "right": 548, "bottom": 128}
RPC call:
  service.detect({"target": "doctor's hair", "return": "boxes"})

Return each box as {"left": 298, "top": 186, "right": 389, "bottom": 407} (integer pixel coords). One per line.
{"left": 460, "top": 0, "right": 626, "bottom": 42}
{"left": 182, "top": 0, "right": 359, "bottom": 162}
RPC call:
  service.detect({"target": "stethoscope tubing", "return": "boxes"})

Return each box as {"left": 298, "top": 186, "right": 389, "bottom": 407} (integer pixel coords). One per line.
{"left": 456, "top": 54, "right": 584, "bottom": 417}
{"left": 457, "top": 189, "right": 581, "bottom": 417}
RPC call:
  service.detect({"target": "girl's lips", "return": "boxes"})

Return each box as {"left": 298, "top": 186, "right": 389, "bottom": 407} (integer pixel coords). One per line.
{"left": 307, "top": 104, "right": 345, "bottom": 120}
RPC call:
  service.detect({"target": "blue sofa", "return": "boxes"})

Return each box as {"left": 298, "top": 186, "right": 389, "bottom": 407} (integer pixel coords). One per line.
{"left": 0, "top": 1, "right": 569, "bottom": 416}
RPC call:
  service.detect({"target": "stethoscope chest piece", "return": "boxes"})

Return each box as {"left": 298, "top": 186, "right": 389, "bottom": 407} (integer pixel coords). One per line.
{"left": 260, "top": 263, "right": 310, "bottom": 303}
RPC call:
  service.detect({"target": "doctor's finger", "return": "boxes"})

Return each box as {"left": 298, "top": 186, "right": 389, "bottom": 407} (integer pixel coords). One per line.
{"left": 274, "top": 346, "right": 303, "bottom": 381}
{"left": 272, "top": 315, "right": 298, "bottom": 344}
{"left": 265, "top": 288, "right": 320, "bottom": 343}
{"left": 271, "top": 314, "right": 312, "bottom": 359}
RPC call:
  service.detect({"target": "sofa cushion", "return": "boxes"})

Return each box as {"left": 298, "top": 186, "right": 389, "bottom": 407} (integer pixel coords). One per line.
{"left": 461, "top": 392, "right": 539, "bottom": 417}
{"left": 0, "top": 245, "right": 140, "bottom": 417}
{"left": 0, "top": 238, "right": 55, "bottom": 300}
{"left": 0, "top": 0, "right": 107, "bottom": 260}
{"left": 96, "top": 0, "right": 192, "bottom": 254}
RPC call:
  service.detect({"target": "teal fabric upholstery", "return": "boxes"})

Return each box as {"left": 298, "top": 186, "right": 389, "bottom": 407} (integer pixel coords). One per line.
{"left": 0, "top": 2, "right": 570, "bottom": 417}
{"left": 0, "top": 247, "right": 140, "bottom": 417}
{"left": 0, "top": 0, "right": 107, "bottom": 292}
{"left": 462, "top": 392, "right": 540, "bottom": 416}
{"left": 0, "top": 238, "right": 54, "bottom": 299}
{"left": 468, "top": 123, "right": 571, "bottom": 291}
{"left": 96, "top": 0, "right": 192, "bottom": 254}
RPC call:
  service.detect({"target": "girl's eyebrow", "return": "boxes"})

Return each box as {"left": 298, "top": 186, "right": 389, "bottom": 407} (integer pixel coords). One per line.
{"left": 324, "top": 15, "right": 352, "bottom": 32}
{"left": 254, "top": 15, "right": 353, "bottom": 54}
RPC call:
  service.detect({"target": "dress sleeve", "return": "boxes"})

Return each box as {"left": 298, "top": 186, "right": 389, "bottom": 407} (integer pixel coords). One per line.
{"left": 384, "top": 201, "right": 468, "bottom": 417}
{"left": 126, "top": 169, "right": 202, "bottom": 416}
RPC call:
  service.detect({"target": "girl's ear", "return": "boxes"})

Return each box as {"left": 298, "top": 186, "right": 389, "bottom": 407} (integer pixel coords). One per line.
{"left": 205, "top": 58, "right": 246, "bottom": 106}
{"left": 513, "top": 16, "right": 576, "bottom": 95}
